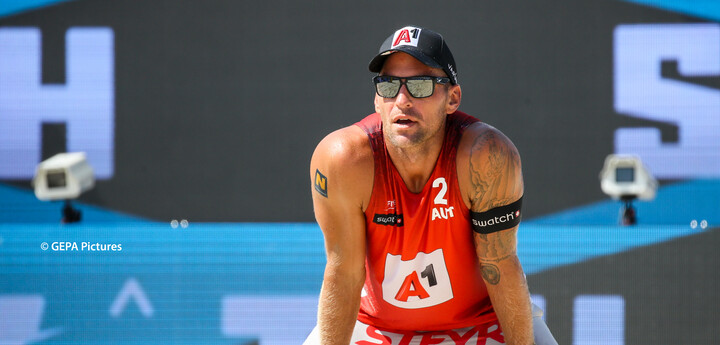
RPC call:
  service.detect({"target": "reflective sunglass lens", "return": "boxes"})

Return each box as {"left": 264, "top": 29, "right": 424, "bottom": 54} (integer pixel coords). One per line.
{"left": 406, "top": 79, "right": 433, "bottom": 98}
{"left": 373, "top": 76, "right": 442, "bottom": 98}
{"left": 376, "top": 81, "right": 401, "bottom": 98}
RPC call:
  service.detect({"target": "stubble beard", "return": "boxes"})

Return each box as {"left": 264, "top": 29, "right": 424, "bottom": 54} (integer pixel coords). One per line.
{"left": 385, "top": 121, "right": 437, "bottom": 149}
{"left": 384, "top": 104, "right": 448, "bottom": 151}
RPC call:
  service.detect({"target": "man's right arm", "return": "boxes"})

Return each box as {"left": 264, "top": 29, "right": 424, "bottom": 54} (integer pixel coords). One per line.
{"left": 310, "top": 126, "right": 373, "bottom": 345}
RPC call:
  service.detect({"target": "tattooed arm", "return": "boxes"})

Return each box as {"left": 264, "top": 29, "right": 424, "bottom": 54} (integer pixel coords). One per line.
{"left": 458, "top": 123, "right": 534, "bottom": 345}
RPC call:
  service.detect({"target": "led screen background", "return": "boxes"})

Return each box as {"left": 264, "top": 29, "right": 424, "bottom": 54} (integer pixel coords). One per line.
{"left": 1, "top": 0, "right": 717, "bottom": 222}
{"left": 1, "top": 1, "right": 719, "bottom": 344}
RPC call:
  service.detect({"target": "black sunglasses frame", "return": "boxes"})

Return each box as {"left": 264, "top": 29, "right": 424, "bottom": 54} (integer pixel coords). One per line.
{"left": 372, "top": 75, "right": 451, "bottom": 99}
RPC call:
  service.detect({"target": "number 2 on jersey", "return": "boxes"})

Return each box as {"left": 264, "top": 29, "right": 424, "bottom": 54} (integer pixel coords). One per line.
{"left": 432, "top": 177, "right": 448, "bottom": 205}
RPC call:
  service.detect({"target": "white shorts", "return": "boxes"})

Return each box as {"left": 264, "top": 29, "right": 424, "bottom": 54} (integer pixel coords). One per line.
{"left": 303, "top": 320, "right": 506, "bottom": 345}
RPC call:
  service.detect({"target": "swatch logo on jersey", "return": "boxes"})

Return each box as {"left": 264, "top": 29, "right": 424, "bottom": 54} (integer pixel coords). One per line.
{"left": 373, "top": 213, "right": 404, "bottom": 226}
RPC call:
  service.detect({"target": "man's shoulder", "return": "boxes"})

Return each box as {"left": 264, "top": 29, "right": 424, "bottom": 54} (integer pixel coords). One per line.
{"left": 313, "top": 124, "right": 374, "bottom": 174}
{"left": 456, "top": 121, "right": 517, "bottom": 159}
{"left": 311, "top": 123, "right": 375, "bottom": 209}
{"left": 455, "top": 120, "right": 522, "bottom": 208}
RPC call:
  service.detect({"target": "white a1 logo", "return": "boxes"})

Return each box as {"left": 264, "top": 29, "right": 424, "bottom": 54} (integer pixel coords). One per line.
{"left": 391, "top": 26, "right": 421, "bottom": 48}
{"left": 0, "top": 27, "right": 115, "bottom": 179}
{"left": 382, "top": 249, "right": 453, "bottom": 309}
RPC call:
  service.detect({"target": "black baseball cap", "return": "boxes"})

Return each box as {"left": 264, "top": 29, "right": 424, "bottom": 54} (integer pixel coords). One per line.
{"left": 369, "top": 26, "right": 458, "bottom": 84}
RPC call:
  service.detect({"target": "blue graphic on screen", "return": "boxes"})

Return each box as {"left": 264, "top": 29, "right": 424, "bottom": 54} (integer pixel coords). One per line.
{"left": 1, "top": 217, "right": 711, "bottom": 344}
{"left": 614, "top": 23, "right": 720, "bottom": 179}
{"left": 573, "top": 295, "right": 625, "bottom": 345}
{"left": 0, "top": 0, "right": 72, "bottom": 18}
{"left": 0, "top": 223, "right": 326, "bottom": 345}
{"left": 0, "top": 27, "right": 115, "bottom": 179}
{"left": 618, "top": 0, "right": 720, "bottom": 23}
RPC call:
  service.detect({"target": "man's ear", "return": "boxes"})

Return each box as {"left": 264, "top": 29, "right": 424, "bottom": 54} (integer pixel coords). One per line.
{"left": 374, "top": 94, "right": 382, "bottom": 113}
{"left": 446, "top": 84, "right": 462, "bottom": 113}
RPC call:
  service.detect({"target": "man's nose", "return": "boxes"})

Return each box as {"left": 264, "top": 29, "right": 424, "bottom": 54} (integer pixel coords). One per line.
{"left": 394, "top": 84, "right": 413, "bottom": 107}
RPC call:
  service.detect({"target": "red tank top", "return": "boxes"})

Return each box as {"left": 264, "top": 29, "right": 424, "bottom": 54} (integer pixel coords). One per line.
{"left": 354, "top": 111, "right": 497, "bottom": 331}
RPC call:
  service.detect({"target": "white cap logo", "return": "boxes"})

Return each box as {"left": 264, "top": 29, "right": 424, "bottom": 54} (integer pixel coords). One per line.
{"left": 391, "top": 26, "right": 421, "bottom": 48}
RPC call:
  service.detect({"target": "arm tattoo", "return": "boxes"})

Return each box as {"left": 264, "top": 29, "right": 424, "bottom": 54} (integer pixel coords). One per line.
{"left": 482, "top": 253, "right": 513, "bottom": 263}
{"left": 470, "top": 128, "right": 522, "bottom": 263}
{"left": 475, "top": 229, "right": 517, "bottom": 263}
{"left": 469, "top": 131, "right": 494, "bottom": 205}
{"left": 469, "top": 130, "right": 521, "bottom": 210}
{"left": 481, "top": 263, "right": 500, "bottom": 285}
{"left": 314, "top": 169, "right": 328, "bottom": 198}
{"left": 479, "top": 229, "right": 516, "bottom": 258}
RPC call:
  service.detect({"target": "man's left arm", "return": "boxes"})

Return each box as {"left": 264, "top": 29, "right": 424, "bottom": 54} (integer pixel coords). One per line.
{"left": 464, "top": 124, "right": 533, "bottom": 345}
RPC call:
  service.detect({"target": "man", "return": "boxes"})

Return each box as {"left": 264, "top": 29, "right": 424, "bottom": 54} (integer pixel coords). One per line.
{"left": 305, "top": 26, "right": 555, "bottom": 345}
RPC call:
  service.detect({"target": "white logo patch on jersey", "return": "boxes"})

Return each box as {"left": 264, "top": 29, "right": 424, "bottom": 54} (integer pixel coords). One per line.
{"left": 381, "top": 249, "right": 453, "bottom": 309}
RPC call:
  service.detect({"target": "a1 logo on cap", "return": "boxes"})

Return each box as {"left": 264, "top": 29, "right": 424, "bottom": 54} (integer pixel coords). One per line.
{"left": 391, "top": 26, "right": 421, "bottom": 48}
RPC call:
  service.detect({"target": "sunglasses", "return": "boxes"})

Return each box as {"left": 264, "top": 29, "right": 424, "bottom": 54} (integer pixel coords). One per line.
{"left": 373, "top": 75, "right": 451, "bottom": 98}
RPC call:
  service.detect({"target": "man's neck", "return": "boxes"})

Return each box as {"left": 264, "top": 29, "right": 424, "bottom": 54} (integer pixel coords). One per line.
{"left": 385, "top": 131, "right": 445, "bottom": 194}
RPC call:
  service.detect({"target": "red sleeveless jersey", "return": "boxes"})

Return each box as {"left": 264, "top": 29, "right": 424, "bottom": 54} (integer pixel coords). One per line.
{"left": 354, "top": 111, "right": 497, "bottom": 331}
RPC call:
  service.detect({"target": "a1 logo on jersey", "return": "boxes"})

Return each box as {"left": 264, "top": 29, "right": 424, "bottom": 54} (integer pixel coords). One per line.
{"left": 431, "top": 177, "right": 455, "bottom": 221}
{"left": 382, "top": 249, "right": 453, "bottom": 309}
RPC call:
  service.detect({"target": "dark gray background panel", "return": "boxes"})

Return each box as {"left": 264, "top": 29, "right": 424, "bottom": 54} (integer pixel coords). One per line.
{"left": 0, "top": 0, "right": 705, "bottom": 221}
